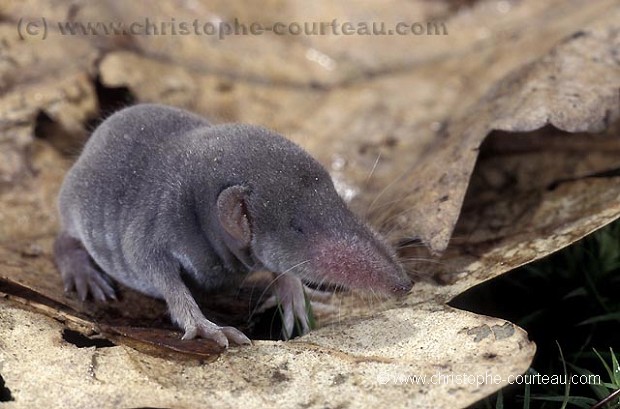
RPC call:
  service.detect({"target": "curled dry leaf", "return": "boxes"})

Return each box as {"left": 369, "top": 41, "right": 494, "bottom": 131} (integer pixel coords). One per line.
{"left": 383, "top": 22, "right": 620, "bottom": 253}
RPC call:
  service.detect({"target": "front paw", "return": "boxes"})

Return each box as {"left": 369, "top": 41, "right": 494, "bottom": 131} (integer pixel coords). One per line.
{"left": 182, "top": 320, "right": 251, "bottom": 348}
{"left": 260, "top": 273, "right": 315, "bottom": 340}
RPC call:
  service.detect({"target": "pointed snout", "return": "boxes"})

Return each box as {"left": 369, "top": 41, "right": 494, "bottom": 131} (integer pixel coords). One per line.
{"left": 309, "top": 233, "right": 414, "bottom": 297}
{"left": 391, "top": 279, "right": 414, "bottom": 296}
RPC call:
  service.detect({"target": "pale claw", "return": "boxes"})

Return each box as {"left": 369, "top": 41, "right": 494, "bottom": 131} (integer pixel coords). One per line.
{"left": 258, "top": 284, "right": 336, "bottom": 315}
{"left": 303, "top": 286, "right": 334, "bottom": 302}
{"left": 64, "top": 264, "right": 117, "bottom": 302}
{"left": 257, "top": 295, "right": 278, "bottom": 312}
{"left": 260, "top": 274, "right": 319, "bottom": 340}
{"left": 221, "top": 326, "right": 252, "bottom": 345}
{"left": 182, "top": 319, "right": 251, "bottom": 348}
{"left": 307, "top": 301, "right": 338, "bottom": 315}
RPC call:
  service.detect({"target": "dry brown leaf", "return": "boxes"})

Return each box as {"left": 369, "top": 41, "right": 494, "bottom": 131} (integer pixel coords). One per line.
{"left": 383, "top": 21, "right": 620, "bottom": 252}
{"left": 1, "top": 0, "right": 620, "bottom": 408}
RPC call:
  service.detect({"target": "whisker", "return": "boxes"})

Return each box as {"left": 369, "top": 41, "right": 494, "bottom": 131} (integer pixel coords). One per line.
{"left": 364, "top": 166, "right": 411, "bottom": 218}
{"left": 365, "top": 152, "right": 382, "bottom": 185}
{"left": 398, "top": 257, "right": 446, "bottom": 265}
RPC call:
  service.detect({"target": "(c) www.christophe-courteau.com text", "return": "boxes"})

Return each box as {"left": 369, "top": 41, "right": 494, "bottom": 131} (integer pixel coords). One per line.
{"left": 376, "top": 371, "right": 601, "bottom": 387}
{"left": 16, "top": 17, "right": 449, "bottom": 40}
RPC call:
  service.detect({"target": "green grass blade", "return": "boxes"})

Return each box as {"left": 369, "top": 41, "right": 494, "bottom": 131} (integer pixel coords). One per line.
{"left": 557, "top": 341, "right": 571, "bottom": 409}
{"left": 495, "top": 389, "right": 504, "bottom": 409}
{"left": 594, "top": 348, "right": 616, "bottom": 384}
{"left": 578, "top": 313, "right": 620, "bottom": 326}
{"left": 523, "top": 378, "right": 531, "bottom": 409}
{"left": 568, "top": 363, "right": 608, "bottom": 400}
{"left": 529, "top": 395, "right": 598, "bottom": 408}
{"left": 611, "top": 348, "right": 620, "bottom": 386}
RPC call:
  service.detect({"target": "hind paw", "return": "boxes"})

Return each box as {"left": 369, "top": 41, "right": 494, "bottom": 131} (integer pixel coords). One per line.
{"left": 54, "top": 232, "right": 117, "bottom": 302}
{"left": 63, "top": 266, "right": 117, "bottom": 302}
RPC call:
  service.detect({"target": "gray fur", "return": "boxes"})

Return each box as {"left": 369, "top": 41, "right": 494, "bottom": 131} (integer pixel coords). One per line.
{"left": 54, "top": 103, "right": 412, "bottom": 347}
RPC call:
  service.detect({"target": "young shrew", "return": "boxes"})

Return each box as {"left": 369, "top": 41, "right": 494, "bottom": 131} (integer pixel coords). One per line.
{"left": 54, "top": 104, "right": 413, "bottom": 347}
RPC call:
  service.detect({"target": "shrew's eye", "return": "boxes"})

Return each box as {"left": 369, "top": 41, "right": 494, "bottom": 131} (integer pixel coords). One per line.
{"left": 290, "top": 219, "right": 305, "bottom": 234}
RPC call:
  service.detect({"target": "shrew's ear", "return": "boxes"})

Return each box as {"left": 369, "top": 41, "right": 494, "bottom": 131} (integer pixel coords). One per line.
{"left": 216, "top": 185, "right": 251, "bottom": 247}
